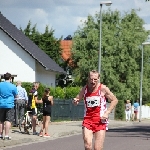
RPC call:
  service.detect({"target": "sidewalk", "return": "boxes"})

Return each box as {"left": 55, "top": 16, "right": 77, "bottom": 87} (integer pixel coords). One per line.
{"left": 0, "top": 120, "right": 148, "bottom": 149}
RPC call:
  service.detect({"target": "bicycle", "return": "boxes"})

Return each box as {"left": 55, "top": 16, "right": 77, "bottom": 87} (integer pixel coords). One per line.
{"left": 36, "top": 109, "right": 43, "bottom": 126}
{"left": 19, "top": 108, "right": 43, "bottom": 134}
{"left": 19, "top": 111, "right": 32, "bottom": 134}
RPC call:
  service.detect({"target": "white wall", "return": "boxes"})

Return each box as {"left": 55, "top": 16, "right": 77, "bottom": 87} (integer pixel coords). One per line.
{"left": 139, "top": 106, "right": 150, "bottom": 119}
{"left": 0, "top": 30, "right": 36, "bottom": 82}
{"left": 36, "top": 62, "right": 56, "bottom": 87}
{"left": 131, "top": 105, "right": 150, "bottom": 119}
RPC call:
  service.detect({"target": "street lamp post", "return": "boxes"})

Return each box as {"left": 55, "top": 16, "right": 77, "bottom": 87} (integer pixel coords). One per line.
{"left": 139, "top": 44, "right": 144, "bottom": 122}
{"left": 139, "top": 40, "right": 150, "bottom": 122}
{"left": 98, "top": 1, "right": 112, "bottom": 77}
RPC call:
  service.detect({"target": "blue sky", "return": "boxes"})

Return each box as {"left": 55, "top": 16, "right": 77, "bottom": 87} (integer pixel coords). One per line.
{"left": 0, "top": 0, "right": 150, "bottom": 39}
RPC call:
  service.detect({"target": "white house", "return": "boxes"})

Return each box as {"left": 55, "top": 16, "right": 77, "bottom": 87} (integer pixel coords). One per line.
{"left": 0, "top": 12, "right": 65, "bottom": 87}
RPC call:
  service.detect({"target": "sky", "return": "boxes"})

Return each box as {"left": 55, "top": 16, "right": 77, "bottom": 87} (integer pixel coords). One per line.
{"left": 0, "top": 0, "right": 150, "bottom": 39}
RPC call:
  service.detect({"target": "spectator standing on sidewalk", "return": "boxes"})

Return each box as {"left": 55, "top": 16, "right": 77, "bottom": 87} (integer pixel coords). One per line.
{"left": 15, "top": 81, "right": 28, "bottom": 130}
{"left": 132, "top": 100, "right": 139, "bottom": 121}
{"left": 27, "top": 82, "right": 40, "bottom": 135}
{"left": 125, "top": 100, "right": 131, "bottom": 122}
{"left": 37, "top": 88, "right": 53, "bottom": 137}
{"left": 73, "top": 70, "right": 118, "bottom": 150}
{"left": 0, "top": 73, "right": 18, "bottom": 140}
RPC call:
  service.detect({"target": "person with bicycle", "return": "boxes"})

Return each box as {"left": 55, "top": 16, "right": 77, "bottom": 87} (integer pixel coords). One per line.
{"left": 27, "top": 82, "right": 40, "bottom": 135}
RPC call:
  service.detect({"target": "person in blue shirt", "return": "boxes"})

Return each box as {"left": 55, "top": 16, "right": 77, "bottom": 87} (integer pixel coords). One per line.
{"left": 0, "top": 73, "right": 18, "bottom": 140}
{"left": 15, "top": 81, "right": 28, "bottom": 131}
{"left": 132, "top": 100, "right": 140, "bottom": 121}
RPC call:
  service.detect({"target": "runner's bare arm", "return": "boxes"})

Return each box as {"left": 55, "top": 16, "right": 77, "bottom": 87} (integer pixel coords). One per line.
{"left": 102, "top": 85, "right": 118, "bottom": 114}
{"left": 76, "top": 86, "right": 86, "bottom": 100}
{"left": 73, "top": 86, "right": 86, "bottom": 105}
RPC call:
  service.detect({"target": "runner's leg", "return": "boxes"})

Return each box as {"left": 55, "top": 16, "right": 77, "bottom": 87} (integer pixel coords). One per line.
{"left": 94, "top": 130, "right": 106, "bottom": 150}
{"left": 82, "top": 127, "right": 93, "bottom": 150}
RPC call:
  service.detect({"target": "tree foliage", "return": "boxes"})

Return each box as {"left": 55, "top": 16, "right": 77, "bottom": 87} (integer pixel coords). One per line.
{"left": 20, "top": 21, "right": 62, "bottom": 64}
{"left": 71, "top": 9, "right": 150, "bottom": 103}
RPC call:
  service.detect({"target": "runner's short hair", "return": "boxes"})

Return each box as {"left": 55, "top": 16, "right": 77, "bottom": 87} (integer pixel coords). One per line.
{"left": 88, "top": 70, "right": 100, "bottom": 78}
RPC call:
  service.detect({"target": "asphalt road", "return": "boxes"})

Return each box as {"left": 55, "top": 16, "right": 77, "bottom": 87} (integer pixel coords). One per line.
{"left": 4, "top": 122, "right": 150, "bottom": 150}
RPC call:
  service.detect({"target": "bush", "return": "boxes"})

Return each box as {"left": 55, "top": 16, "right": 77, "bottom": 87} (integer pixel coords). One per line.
{"left": 144, "top": 102, "right": 150, "bottom": 106}
{"left": 21, "top": 82, "right": 81, "bottom": 100}
{"left": 21, "top": 82, "right": 46, "bottom": 99}
{"left": 115, "top": 100, "right": 125, "bottom": 120}
{"left": 65, "top": 87, "right": 81, "bottom": 99}
{"left": 54, "top": 87, "right": 65, "bottom": 99}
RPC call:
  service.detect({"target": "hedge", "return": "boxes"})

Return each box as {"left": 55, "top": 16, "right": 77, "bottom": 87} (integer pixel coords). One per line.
{"left": 21, "top": 82, "right": 81, "bottom": 99}
{"left": 115, "top": 100, "right": 125, "bottom": 120}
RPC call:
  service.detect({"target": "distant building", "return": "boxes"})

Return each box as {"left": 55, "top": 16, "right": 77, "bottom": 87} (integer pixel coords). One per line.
{"left": 58, "top": 36, "right": 74, "bottom": 87}
{"left": 60, "top": 40, "right": 73, "bottom": 66}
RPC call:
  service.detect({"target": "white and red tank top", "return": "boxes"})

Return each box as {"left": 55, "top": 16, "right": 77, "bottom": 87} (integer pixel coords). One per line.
{"left": 83, "top": 84, "right": 107, "bottom": 121}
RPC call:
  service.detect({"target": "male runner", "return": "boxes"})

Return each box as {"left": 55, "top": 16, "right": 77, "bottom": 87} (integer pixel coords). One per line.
{"left": 73, "top": 70, "right": 118, "bottom": 150}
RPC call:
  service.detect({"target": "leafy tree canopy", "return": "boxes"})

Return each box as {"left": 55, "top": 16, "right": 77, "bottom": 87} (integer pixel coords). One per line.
{"left": 71, "top": 9, "right": 150, "bottom": 103}
{"left": 20, "top": 21, "right": 63, "bottom": 65}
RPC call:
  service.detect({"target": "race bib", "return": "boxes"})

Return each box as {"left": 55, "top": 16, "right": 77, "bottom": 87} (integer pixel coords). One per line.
{"left": 86, "top": 96, "right": 101, "bottom": 107}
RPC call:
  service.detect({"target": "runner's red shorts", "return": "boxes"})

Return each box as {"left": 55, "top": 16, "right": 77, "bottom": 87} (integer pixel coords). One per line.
{"left": 82, "top": 119, "right": 107, "bottom": 132}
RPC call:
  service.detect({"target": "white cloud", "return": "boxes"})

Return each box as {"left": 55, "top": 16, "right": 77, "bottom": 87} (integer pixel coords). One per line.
{"left": 143, "top": 24, "right": 150, "bottom": 31}
{"left": 0, "top": 0, "right": 150, "bottom": 38}
{"left": 27, "top": 9, "right": 49, "bottom": 32}
{"left": 134, "top": 0, "right": 150, "bottom": 17}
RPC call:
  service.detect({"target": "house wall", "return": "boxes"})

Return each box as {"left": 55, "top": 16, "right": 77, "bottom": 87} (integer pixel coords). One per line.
{"left": 0, "top": 30, "right": 36, "bottom": 82}
{"left": 36, "top": 62, "right": 56, "bottom": 87}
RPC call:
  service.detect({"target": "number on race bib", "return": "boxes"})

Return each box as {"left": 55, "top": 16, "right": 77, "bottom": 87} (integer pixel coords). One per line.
{"left": 86, "top": 96, "right": 101, "bottom": 107}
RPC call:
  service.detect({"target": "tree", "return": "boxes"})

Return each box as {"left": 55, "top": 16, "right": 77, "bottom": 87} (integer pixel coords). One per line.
{"left": 21, "top": 21, "right": 74, "bottom": 87}
{"left": 21, "top": 21, "right": 62, "bottom": 64}
{"left": 71, "top": 9, "right": 150, "bottom": 103}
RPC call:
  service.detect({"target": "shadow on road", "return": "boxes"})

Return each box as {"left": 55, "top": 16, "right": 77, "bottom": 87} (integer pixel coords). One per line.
{"left": 107, "top": 124, "right": 150, "bottom": 138}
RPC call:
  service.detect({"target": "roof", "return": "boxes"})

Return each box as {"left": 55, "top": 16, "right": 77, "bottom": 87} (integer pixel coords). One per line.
{"left": 0, "top": 12, "right": 65, "bottom": 74}
{"left": 60, "top": 40, "right": 73, "bottom": 65}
